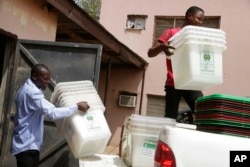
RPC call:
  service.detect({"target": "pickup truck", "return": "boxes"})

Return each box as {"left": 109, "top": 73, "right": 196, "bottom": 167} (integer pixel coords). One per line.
{"left": 79, "top": 94, "right": 250, "bottom": 167}
{"left": 154, "top": 94, "right": 250, "bottom": 167}
{"left": 79, "top": 113, "right": 250, "bottom": 167}
{"left": 154, "top": 122, "right": 250, "bottom": 167}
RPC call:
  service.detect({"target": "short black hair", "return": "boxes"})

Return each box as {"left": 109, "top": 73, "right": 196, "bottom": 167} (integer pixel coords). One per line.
{"left": 31, "top": 64, "right": 50, "bottom": 76}
{"left": 185, "top": 6, "right": 204, "bottom": 18}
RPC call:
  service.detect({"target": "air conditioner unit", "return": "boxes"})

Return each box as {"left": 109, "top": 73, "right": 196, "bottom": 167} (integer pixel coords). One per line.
{"left": 119, "top": 95, "right": 136, "bottom": 107}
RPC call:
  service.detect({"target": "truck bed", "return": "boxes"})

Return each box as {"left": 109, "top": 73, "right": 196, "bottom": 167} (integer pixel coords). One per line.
{"left": 158, "top": 123, "right": 250, "bottom": 167}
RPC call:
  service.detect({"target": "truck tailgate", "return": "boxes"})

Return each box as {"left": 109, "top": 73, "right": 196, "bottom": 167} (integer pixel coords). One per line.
{"left": 79, "top": 154, "right": 128, "bottom": 167}
{"left": 159, "top": 123, "right": 250, "bottom": 167}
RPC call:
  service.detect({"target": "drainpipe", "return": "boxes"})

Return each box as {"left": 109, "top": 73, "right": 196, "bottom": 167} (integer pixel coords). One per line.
{"left": 139, "top": 66, "right": 146, "bottom": 115}
{"left": 103, "top": 59, "right": 112, "bottom": 116}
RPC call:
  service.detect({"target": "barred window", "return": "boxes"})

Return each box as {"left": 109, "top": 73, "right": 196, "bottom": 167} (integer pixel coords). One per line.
{"left": 152, "top": 16, "right": 221, "bottom": 45}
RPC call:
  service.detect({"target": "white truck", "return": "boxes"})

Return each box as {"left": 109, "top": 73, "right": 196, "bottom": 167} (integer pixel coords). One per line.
{"left": 154, "top": 93, "right": 250, "bottom": 167}
{"left": 79, "top": 114, "right": 250, "bottom": 167}
{"left": 154, "top": 122, "right": 250, "bottom": 167}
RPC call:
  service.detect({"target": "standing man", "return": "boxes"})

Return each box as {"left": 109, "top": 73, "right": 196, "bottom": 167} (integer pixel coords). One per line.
{"left": 11, "top": 64, "right": 90, "bottom": 167}
{"left": 148, "top": 6, "right": 204, "bottom": 120}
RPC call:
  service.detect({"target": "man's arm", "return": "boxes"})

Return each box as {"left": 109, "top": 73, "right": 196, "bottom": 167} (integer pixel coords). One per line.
{"left": 148, "top": 42, "right": 175, "bottom": 57}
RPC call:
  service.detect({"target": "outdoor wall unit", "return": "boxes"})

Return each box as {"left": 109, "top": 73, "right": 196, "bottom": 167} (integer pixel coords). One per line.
{"left": 126, "top": 15, "right": 147, "bottom": 30}
{"left": 119, "top": 92, "right": 137, "bottom": 107}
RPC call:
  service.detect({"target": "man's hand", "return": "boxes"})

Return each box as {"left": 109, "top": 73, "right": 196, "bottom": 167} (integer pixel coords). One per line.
{"left": 77, "top": 101, "right": 89, "bottom": 112}
{"left": 161, "top": 43, "right": 175, "bottom": 56}
{"left": 148, "top": 42, "right": 175, "bottom": 58}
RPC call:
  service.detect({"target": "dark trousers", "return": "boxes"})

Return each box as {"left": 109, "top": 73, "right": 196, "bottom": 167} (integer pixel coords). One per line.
{"left": 15, "top": 150, "right": 40, "bottom": 167}
{"left": 165, "top": 86, "right": 203, "bottom": 119}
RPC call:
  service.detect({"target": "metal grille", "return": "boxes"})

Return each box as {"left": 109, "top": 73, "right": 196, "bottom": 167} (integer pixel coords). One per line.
{"left": 152, "top": 16, "right": 221, "bottom": 45}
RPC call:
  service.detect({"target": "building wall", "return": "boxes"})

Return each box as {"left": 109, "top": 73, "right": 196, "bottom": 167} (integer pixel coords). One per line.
{"left": 99, "top": 0, "right": 250, "bottom": 115}
{"left": 99, "top": 0, "right": 250, "bottom": 145}
{"left": 98, "top": 67, "right": 144, "bottom": 145}
{"left": 0, "top": 0, "right": 57, "bottom": 41}
{"left": 2, "top": 0, "right": 250, "bottom": 147}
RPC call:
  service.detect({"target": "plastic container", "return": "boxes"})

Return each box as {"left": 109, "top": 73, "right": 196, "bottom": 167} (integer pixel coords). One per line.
{"left": 50, "top": 80, "right": 111, "bottom": 158}
{"left": 131, "top": 133, "right": 159, "bottom": 167}
{"left": 51, "top": 80, "right": 106, "bottom": 134}
{"left": 51, "top": 80, "right": 95, "bottom": 102}
{"left": 55, "top": 94, "right": 106, "bottom": 135}
{"left": 195, "top": 94, "right": 250, "bottom": 137}
{"left": 63, "top": 109, "right": 111, "bottom": 158}
{"left": 169, "top": 26, "right": 227, "bottom": 90}
{"left": 121, "top": 115, "right": 177, "bottom": 167}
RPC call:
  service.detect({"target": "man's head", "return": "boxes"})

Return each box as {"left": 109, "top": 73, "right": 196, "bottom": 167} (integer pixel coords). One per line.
{"left": 185, "top": 6, "right": 205, "bottom": 26}
{"left": 31, "top": 64, "right": 51, "bottom": 90}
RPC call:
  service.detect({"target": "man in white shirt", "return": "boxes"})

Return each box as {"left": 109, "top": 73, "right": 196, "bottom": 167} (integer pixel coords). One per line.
{"left": 11, "top": 64, "right": 89, "bottom": 167}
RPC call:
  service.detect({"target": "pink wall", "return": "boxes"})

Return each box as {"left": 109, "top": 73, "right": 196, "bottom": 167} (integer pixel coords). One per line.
{"left": 2, "top": 0, "right": 250, "bottom": 146}
{"left": 99, "top": 0, "right": 250, "bottom": 114}
{"left": 98, "top": 68, "right": 144, "bottom": 145}
{"left": 0, "top": 0, "right": 57, "bottom": 41}
{"left": 99, "top": 0, "right": 250, "bottom": 145}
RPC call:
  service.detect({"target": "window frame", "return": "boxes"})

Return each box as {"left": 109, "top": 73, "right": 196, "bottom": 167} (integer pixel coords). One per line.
{"left": 152, "top": 16, "right": 221, "bottom": 45}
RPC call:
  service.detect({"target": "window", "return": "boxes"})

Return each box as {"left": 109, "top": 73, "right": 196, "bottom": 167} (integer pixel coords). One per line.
{"left": 126, "top": 15, "right": 147, "bottom": 30}
{"left": 147, "top": 95, "right": 165, "bottom": 117}
{"left": 152, "top": 16, "right": 221, "bottom": 45}
{"left": 147, "top": 95, "right": 190, "bottom": 117}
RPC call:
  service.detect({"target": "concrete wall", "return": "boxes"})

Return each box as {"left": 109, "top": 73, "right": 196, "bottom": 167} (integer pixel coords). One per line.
{"left": 0, "top": 0, "right": 57, "bottom": 41}
{"left": 99, "top": 0, "right": 250, "bottom": 115}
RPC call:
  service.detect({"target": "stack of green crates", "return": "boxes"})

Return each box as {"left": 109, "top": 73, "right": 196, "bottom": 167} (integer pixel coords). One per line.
{"left": 194, "top": 94, "right": 250, "bottom": 137}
